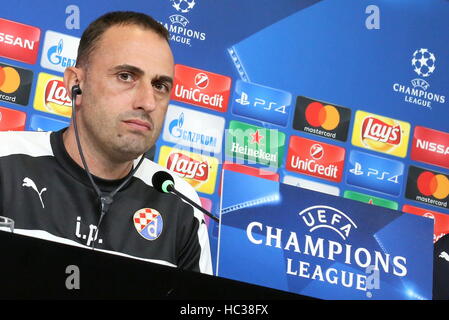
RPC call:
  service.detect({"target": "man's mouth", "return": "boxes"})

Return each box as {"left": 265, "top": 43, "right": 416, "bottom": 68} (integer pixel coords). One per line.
{"left": 122, "top": 119, "right": 153, "bottom": 131}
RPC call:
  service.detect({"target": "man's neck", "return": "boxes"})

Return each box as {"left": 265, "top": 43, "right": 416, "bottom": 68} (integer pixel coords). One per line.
{"left": 63, "top": 127, "right": 134, "bottom": 180}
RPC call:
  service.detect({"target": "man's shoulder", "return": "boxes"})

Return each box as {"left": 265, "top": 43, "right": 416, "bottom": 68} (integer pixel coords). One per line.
{"left": 0, "top": 130, "right": 53, "bottom": 158}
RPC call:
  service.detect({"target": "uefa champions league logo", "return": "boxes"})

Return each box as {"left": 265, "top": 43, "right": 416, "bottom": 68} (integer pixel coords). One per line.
{"left": 171, "top": 0, "right": 196, "bottom": 13}
{"left": 411, "top": 48, "right": 436, "bottom": 78}
{"left": 392, "top": 48, "right": 445, "bottom": 108}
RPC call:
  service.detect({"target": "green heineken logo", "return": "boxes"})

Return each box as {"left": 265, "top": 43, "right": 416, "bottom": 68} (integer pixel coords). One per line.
{"left": 343, "top": 190, "right": 398, "bottom": 210}
{"left": 225, "top": 120, "right": 285, "bottom": 167}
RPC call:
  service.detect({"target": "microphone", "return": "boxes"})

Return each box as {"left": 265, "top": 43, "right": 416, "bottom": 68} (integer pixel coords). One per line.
{"left": 152, "top": 171, "right": 219, "bottom": 223}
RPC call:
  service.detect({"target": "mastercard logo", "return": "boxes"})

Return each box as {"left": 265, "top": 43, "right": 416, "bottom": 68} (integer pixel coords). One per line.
{"left": 0, "top": 66, "right": 21, "bottom": 94}
{"left": 305, "top": 102, "right": 340, "bottom": 130}
{"left": 294, "top": 96, "right": 351, "bottom": 142}
{"left": 417, "top": 171, "right": 449, "bottom": 200}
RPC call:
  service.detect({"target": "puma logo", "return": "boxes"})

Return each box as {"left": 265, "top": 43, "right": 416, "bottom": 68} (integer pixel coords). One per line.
{"left": 439, "top": 251, "right": 449, "bottom": 262}
{"left": 22, "top": 177, "right": 47, "bottom": 209}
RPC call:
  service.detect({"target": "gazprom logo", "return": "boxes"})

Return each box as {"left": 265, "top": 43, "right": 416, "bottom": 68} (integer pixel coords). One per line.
{"left": 169, "top": 112, "right": 185, "bottom": 138}
{"left": 47, "top": 39, "right": 76, "bottom": 67}
{"left": 298, "top": 205, "right": 357, "bottom": 240}
{"left": 40, "top": 30, "right": 80, "bottom": 73}
{"left": 162, "top": 104, "right": 225, "bottom": 153}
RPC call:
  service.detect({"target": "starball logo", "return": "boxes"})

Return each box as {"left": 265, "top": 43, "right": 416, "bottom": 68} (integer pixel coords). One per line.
{"left": 172, "top": 65, "right": 231, "bottom": 112}
{"left": 351, "top": 111, "right": 410, "bottom": 158}
{"left": 160, "top": 0, "right": 206, "bottom": 47}
{"left": 392, "top": 48, "right": 446, "bottom": 109}
{"left": 0, "top": 18, "right": 41, "bottom": 64}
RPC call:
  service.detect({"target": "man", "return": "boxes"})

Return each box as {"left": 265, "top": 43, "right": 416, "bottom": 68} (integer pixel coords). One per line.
{"left": 0, "top": 11, "right": 212, "bottom": 275}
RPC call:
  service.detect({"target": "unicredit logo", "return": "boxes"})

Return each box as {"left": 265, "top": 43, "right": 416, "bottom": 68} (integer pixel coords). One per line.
{"left": 194, "top": 73, "right": 209, "bottom": 89}
{"left": 172, "top": 64, "right": 231, "bottom": 112}
{"left": 0, "top": 18, "right": 40, "bottom": 64}
{"left": 286, "top": 136, "right": 345, "bottom": 182}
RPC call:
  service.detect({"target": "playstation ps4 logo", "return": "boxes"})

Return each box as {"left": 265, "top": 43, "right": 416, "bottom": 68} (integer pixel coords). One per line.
{"left": 232, "top": 80, "right": 292, "bottom": 127}
{"left": 347, "top": 151, "right": 404, "bottom": 196}
{"left": 349, "top": 162, "right": 400, "bottom": 184}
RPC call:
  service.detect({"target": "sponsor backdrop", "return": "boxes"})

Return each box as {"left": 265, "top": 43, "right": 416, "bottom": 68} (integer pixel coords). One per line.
{"left": 217, "top": 170, "right": 434, "bottom": 300}
{"left": 1, "top": 0, "right": 448, "bottom": 290}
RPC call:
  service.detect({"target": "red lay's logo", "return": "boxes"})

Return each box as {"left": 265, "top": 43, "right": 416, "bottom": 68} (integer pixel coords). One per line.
{"left": 361, "top": 117, "right": 401, "bottom": 145}
{"left": 171, "top": 64, "right": 231, "bottom": 112}
{"left": 45, "top": 79, "right": 71, "bottom": 106}
{"left": 352, "top": 111, "right": 410, "bottom": 158}
{"left": 167, "top": 152, "right": 209, "bottom": 181}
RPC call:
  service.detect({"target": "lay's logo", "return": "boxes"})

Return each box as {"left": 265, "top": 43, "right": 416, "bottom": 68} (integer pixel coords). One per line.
{"left": 33, "top": 72, "right": 72, "bottom": 118}
{"left": 352, "top": 111, "right": 410, "bottom": 158}
{"left": 361, "top": 117, "right": 401, "bottom": 145}
{"left": 45, "top": 79, "right": 71, "bottom": 107}
{"left": 158, "top": 146, "right": 219, "bottom": 194}
{"left": 167, "top": 152, "right": 209, "bottom": 181}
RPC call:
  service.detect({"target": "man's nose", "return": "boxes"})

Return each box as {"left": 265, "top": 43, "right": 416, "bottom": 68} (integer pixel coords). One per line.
{"left": 134, "top": 81, "right": 157, "bottom": 112}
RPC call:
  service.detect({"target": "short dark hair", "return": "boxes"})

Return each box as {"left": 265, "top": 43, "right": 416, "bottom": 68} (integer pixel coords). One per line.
{"left": 76, "top": 11, "right": 169, "bottom": 67}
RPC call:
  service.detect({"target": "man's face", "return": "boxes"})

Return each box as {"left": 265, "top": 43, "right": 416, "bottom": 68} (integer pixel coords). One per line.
{"left": 77, "top": 24, "right": 174, "bottom": 162}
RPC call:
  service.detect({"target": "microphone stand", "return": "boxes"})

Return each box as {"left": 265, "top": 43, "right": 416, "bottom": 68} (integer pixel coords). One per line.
{"left": 166, "top": 185, "right": 219, "bottom": 223}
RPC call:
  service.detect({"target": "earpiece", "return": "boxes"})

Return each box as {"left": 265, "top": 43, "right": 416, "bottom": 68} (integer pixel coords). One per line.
{"left": 72, "top": 84, "right": 82, "bottom": 96}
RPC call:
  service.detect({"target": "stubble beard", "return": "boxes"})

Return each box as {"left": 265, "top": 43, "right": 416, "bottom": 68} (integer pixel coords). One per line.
{"left": 79, "top": 102, "right": 155, "bottom": 164}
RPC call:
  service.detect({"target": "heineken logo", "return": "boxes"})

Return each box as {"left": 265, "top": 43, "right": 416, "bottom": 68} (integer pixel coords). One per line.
{"left": 225, "top": 120, "right": 285, "bottom": 168}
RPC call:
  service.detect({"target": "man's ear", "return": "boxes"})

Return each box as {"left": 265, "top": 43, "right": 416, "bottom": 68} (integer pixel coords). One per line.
{"left": 64, "top": 66, "right": 84, "bottom": 105}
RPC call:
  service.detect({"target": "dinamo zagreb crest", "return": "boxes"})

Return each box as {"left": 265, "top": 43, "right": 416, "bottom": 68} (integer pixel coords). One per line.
{"left": 133, "top": 208, "right": 163, "bottom": 240}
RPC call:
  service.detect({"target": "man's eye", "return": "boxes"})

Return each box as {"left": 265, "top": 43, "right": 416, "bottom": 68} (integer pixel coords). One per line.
{"left": 118, "top": 72, "right": 134, "bottom": 82}
{"left": 153, "top": 82, "right": 170, "bottom": 93}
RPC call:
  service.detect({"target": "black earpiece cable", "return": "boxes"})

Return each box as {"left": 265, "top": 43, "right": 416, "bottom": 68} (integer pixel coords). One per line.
{"left": 71, "top": 85, "right": 145, "bottom": 249}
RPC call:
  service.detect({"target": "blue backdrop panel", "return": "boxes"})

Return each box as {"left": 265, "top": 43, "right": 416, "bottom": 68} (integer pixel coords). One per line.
{"left": 0, "top": 0, "right": 448, "bottom": 280}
